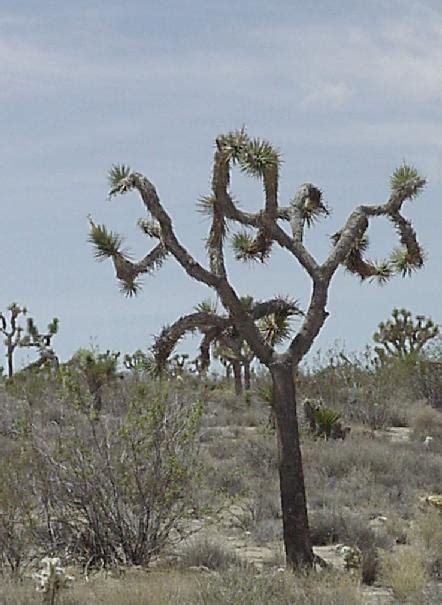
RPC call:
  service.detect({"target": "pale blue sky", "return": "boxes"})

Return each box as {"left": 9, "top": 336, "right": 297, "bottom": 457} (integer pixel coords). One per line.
{"left": 1, "top": 0, "right": 441, "bottom": 366}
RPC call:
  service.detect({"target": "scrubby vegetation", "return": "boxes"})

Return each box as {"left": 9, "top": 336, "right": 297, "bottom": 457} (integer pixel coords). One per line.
{"left": 0, "top": 341, "right": 441, "bottom": 602}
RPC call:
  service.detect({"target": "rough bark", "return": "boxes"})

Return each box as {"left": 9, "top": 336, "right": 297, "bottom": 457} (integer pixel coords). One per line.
{"left": 270, "top": 361, "right": 313, "bottom": 568}
{"left": 232, "top": 360, "right": 243, "bottom": 395}
{"left": 243, "top": 361, "right": 251, "bottom": 390}
{"left": 7, "top": 347, "right": 13, "bottom": 378}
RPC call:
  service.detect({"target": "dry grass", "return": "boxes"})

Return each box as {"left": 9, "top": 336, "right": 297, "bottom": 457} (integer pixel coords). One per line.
{"left": 1, "top": 358, "right": 442, "bottom": 601}
{"left": 179, "top": 536, "right": 242, "bottom": 571}
{"left": 379, "top": 547, "right": 429, "bottom": 602}
{"left": 0, "top": 570, "right": 199, "bottom": 605}
{"left": 0, "top": 566, "right": 366, "bottom": 605}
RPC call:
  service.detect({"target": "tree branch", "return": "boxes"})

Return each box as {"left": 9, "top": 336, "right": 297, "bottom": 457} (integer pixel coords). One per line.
{"left": 112, "top": 173, "right": 274, "bottom": 364}
{"left": 152, "top": 312, "right": 230, "bottom": 368}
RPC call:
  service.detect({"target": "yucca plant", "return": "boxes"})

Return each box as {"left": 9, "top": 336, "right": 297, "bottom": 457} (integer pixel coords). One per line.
{"left": 313, "top": 407, "right": 342, "bottom": 439}
{"left": 89, "top": 129, "right": 427, "bottom": 569}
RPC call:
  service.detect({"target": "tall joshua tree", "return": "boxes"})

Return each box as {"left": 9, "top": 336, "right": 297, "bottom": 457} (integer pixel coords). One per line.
{"left": 89, "top": 130, "right": 426, "bottom": 568}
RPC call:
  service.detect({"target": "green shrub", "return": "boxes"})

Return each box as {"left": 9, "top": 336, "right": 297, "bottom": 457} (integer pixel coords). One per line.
{"left": 29, "top": 382, "right": 204, "bottom": 567}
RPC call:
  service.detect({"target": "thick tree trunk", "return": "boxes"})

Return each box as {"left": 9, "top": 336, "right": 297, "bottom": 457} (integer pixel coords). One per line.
{"left": 243, "top": 361, "right": 251, "bottom": 390}
{"left": 7, "top": 347, "right": 13, "bottom": 378}
{"left": 232, "top": 360, "right": 243, "bottom": 395}
{"left": 270, "top": 361, "right": 313, "bottom": 568}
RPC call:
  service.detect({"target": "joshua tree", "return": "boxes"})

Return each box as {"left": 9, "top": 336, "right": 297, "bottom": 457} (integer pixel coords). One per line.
{"left": 0, "top": 303, "right": 27, "bottom": 378}
{"left": 373, "top": 308, "right": 439, "bottom": 363}
{"left": 66, "top": 348, "right": 120, "bottom": 411}
{"left": 0, "top": 303, "right": 59, "bottom": 377}
{"left": 89, "top": 129, "right": 427, "bottom": 568}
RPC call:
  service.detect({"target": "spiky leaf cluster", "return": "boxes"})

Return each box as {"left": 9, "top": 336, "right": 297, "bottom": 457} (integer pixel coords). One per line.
{"left": 297, "top": 185, "right": 329, "bottom": 227}
{"left": 313, "top": 407, "right": 341, "bottom": 438}
{"left": 217, "top": 129, "right": 281, "bottom": 177}
{"left": 390, "top": 163, "right": 426, "bottom": 199}
{"left": 88, "top": 222, "right": 124, "bottom": 260}
{"left": 390, "top": 248, "right": 422, "bottom": 277}
{"left": 194, "top": 299, "right": 218, "bottom": 314}
{"left": 119, "top": 276, "right": 143, "bottom": 298}
{"left": 196, "top": 195, "right": 216, "bottom": 217}
{"left": 232, "top": 230, "right": 272, "bottom": 263}
{"left": 240, "top": 138, "right": 281, "bottom": 178}
{"left": 108, "top": 163, "right": 131, "bottom": 187}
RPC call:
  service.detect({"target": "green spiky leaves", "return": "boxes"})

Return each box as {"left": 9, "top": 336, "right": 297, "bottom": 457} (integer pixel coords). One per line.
{"left": 216, "top": 129, "right": 281, "bottom": 178}
{"left": 390, "top": 163, "right": 426, "bottom": 199}
{"left": 194, "top": 299, "right": 218, "bottom": 314}
{"left": 26, "top": 317, "right": 39, "bottom": 339}
{"left": 216, "top": 129, "right": 249, "bottom": 163}
{"left": 119, "top": 276, "right": 143, "bottom": 298}
{"left": 390, "top": 248, "right": 424, "bottom": 277}
{"left": 257, "top": 296, "right": 302, "bottom": 346}
{"left": 371, "top": 261, "right": 393, "bottom": 285}
{"left": 108, "top": 164, "right": 134, "bottom": 197}
{"left": 196, "top": 195, "right": 216, "bottom": 217}
{"left": 108, "top": 164, "right": 130, "bottom": 188}
{"left": 240, "top": 138, "right": 281, "bottom": 178}
{"left": 231, "top": 230, "right": 272, "bottom": 263}
{"left": 88, "top": 221, "right": 124, "bottom": 260}
{"left": 293, "top": 184, "right": 329, "bottom": 227}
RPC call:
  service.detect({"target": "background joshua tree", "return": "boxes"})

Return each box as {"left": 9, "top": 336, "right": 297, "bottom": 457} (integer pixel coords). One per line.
{"left": 89, "top": 129, "right": 427, "bottom": 568}
{"left": 373, "top": 308, "right": 439, "bottom": 363}
{"left": 0, "top": 303, "right": 59, "bottom": 378}
{"left": 64, "top": 348, "right": 120, "bottom": 412}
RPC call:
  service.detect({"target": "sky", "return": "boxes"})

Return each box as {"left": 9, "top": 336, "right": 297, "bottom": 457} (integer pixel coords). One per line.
{"left": 1, "top": 0, "right": 442, "bottom": 369}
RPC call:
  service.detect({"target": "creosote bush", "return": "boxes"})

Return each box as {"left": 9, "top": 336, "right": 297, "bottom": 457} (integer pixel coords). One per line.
{"left": 22, "top": 384, "right": 203, "bottom": 566}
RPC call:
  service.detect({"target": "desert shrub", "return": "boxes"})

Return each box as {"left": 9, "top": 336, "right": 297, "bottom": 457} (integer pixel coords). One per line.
{"left": 412, "top": 509, "right": 442, "bottom": 579}
{"left": 204, "top": 463, "right": 248, "bottom": 499}
{"left": 238, "top": 430, "right": 278, "bottom": 478}
{"left": 411, "top": 406, "right": 442, "bottom": 453}
{"left": 253, "top": 518, "right": 282, "bottom": 544}
{"left": 309, "top": 508, "right": 391, "bottom": 585}
{"left": 299, "top": 348, "right": 421, "bottom": 428}
{"left": 28, "top": 382, "right": 204, "bottom": 568}
{"left": 309, "top": 508, "right": 390, "bottom": 549}
{"left": 180, "top": 536, "right": 241, "bottom": 571}
{"left": 229, "top": 483, "right": 281, "bottom": 534}
{"left": 0, "top": 448, "right": 36, "bottom": 576}
{"left": 379, "top": 547, "right": 429, "bottom": 602}
{"left": 305, "top": 437, "right": 441, "bottom": 493}
{"left": 416, "top": 358, "right": 442, "bottom": 409}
